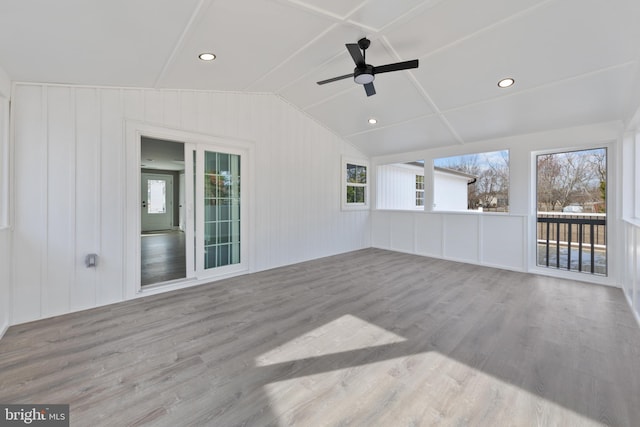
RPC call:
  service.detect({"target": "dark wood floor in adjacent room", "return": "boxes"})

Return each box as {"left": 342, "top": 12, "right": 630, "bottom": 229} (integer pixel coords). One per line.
{"left": 1, "top": 248, "right": 639, "bottom": 426}
{"left": 141, "top": 230, "right": 186, "bottom": 286}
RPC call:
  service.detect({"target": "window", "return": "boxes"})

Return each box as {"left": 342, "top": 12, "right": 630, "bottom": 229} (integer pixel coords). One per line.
{"left": 343, "top": 158, "right": 369, "bottom": 210}
{"left": 433, "top": 150, "right": 509, "bottom": 212}
{"left": 147, "top": 179, "right": 167, "bottom": 214}
{"left": 375, "top": 160, "right": 424, "bottom": 210}
{"left": 415, "top": 175, "right": 424, "bottom": 207}
{"left": 347, "top": 163, "right": 366, "bottom": 203}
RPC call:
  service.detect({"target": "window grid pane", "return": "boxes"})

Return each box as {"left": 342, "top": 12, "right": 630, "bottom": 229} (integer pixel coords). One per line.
{"left": 345, "top": 162, "right": 367, "bottom": 206}
{"left": 204, "top": 151, "right": 241, "bottom": 269}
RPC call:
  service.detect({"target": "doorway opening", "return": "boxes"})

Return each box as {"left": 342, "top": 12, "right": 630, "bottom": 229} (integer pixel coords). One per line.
{"left": 141, "top": 137, "right": 186, "bottom": 286}
{"left": 535, "top": 148, "right": 607, "bottom": 276}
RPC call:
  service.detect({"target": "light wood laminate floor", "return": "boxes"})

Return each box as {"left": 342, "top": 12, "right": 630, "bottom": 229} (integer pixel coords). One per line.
{"left": 1, "top": 249, "right": 639, "bottom": 426}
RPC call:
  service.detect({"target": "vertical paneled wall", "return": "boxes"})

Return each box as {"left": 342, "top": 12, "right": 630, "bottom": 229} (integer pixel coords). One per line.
{"left": 622, "top": 220, "right": 640, "bottom": 325}
{"left": 372, "top": 211, "right": 527, "bottom": 271}
{"left": 11, "top": 84, "right": 370, "bottom": 324}
{"left": 0, "top": 67, "right": 11, "bottom": 335}
{"left": 0, "top": 229, "right": 9, "bottom": 335}
{"left": 621, "top": 131, "right": 640, "bottom": 325}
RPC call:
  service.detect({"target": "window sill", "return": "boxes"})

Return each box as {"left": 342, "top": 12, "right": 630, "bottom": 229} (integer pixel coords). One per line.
{"left": 623, "top": 217, "right": 640, "bottom": 228}
{"left": 342, "top": 205, "right": 370, "bottom": 212}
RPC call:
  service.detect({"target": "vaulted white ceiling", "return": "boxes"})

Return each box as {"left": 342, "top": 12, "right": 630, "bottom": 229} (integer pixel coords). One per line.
{"left": 1, "top": 0, "right": 639, "bottom": 156}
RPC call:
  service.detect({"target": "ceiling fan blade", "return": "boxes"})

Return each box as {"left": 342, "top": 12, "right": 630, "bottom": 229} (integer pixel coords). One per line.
{"left": 346, "top": 43, "right": 365, "bottom": 67}
{"left": 373, "top": 59, "right": 419, "bottom": 75}
{"left": 364, "top": 82, "right": 376, "bottom": 97}
{"left": 317, "top": 73, "right": 354, "bottom": 85}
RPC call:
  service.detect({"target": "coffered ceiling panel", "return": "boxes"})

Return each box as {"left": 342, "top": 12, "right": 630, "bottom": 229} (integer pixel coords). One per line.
{"left": 443, "top": 62, "right": 639, "bottom": 143}
{"left": 306, "top": 72, "right": 434, "bottom": 136}
{"left": 281, "top": 0, "right": 365, "bottom": 19}
{"left": 158, "top": 0, "right": 334, "bottom": 90}
{"left": 1, "top": 0, "right": 639, "bottom": 156}
{"left": 384, "top": 0, "right": 547, "bottom": 59}
{"left": 245, "top": 25, "right": 364, "bottom": 93}
{"left": 346, "top": 115, "right": 456, "bottom": 156}
{"left": 414, "top": 0, "right": 640, "bottom": 111}
{"left": 0, "top": 0, "right": 201, "bottom": 87}
{"left": 345, "top": 0, "right": 431, "bottom": 32}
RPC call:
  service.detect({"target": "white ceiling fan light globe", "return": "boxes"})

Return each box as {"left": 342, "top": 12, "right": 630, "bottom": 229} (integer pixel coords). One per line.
{"left": 354, "top": 73, "right": 374, "bottom": 84}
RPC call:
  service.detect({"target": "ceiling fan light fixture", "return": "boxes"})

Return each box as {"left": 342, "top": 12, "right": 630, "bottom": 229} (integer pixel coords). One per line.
{"left": 498, "top": 77, "right": 515, "bottom": 88}
{"left": 354, "top": 73, "right": 375, "bottom": 85}
{"left": 198, "top": 52, "right": 216, "bottom": 61}
{"left": 354, "top": 65, "right": 375, "bottom": 85}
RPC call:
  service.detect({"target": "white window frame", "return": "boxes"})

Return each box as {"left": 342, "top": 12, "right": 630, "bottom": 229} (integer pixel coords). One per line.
{"left": 342, "top": 157, "right": 369, "bottom": 210}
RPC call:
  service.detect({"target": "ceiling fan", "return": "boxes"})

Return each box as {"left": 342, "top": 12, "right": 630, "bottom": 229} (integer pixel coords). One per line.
{"left": 316, "top": 37, "right": 419, "bottom": 97}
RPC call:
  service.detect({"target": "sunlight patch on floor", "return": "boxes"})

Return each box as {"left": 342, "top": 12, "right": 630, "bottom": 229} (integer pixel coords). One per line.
{"left": 261, "top": 351, "right": 601, "bottom": 426}
{"left": 255, "top": 314, "right": 406, "bottom": 367}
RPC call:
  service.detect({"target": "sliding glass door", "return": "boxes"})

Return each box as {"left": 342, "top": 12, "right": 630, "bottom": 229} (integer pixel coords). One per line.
{"left": 195, "top": 146, "right": 246, "bottom": 278}
{"left": 127, "top": 124, "right": 251, "bottom": 295}
{"left": 203, "top": 151, "right": 241, "bottom": 269}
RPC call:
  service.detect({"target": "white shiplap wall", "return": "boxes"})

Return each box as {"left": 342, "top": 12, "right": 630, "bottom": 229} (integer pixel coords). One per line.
{"left": 0, "top": 66, "right": 11, "bottom": 336}
{"left": 0, "top": 229, "right": 9, "bottom": 336}
{"left": 372, "top": 210, "right": 527, "bottom": 271}
{"left": 622, "top": 220, "right": 640, "bottom": 325}
{"left": 10, "top": 83, "right": 370, "bottom": 325}
{"left": 621, "top": 130, "right": 640, "bottom": 325}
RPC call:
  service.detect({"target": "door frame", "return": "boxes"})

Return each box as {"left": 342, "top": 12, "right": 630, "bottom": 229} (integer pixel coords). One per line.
{"left": 195, "top": 145, "right": 249, "bottom": 279}
{"left": 125, "top": 121, "right": 255, "bottom": 299}
{"left": 528, "top": 140, "right": 617, "bottom": 287}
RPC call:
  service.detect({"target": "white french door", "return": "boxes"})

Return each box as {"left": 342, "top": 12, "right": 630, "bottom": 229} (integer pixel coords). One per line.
{"left": 194, "top": 146, "right": 246, "bottom": 278}
{"left": 175, "top": 143, "right": 247, "bottom": 283}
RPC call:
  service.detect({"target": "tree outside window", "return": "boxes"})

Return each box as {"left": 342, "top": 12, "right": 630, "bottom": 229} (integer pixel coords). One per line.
{"left": 343, "top": 159, "right": 369, "bottom": 210}
{"left": 433, "top": 150, "right": 510, "bottom": 212}
{"left": 536, "top": 148, "right": 606, "bottom": 213}
{"left": 346, "top": 163, "right": 367, "bottom": 204}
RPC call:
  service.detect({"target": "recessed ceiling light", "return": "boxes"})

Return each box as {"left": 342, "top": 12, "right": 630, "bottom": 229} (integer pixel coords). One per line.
{"left": 368, "top": 118, "right": 377, "bottom": 125}
{"left": 498, "top": 78, "right": 515, "bottom": 88}
{"left": 199, "top": 53, "right": 216, "bottom": 61}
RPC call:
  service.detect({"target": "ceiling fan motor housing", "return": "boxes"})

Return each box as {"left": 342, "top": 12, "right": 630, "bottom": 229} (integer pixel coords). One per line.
{"left": 354, "top": 64, "right": 375, "bottom": 84}
{"left": 358, "top": 37, "right": 371, "bottom": 50}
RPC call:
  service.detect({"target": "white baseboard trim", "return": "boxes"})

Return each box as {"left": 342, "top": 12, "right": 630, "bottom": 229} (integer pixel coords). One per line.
{"left": 624, "top": 290, "right": 640, "bottom": 329}
{"left": 0, "top": 320, "right": 9, "bottom": 341}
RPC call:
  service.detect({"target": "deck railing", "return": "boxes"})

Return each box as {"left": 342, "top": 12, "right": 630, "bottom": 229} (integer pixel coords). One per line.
{"left": 537, "top": 212, "right": 606, "bottom": 275}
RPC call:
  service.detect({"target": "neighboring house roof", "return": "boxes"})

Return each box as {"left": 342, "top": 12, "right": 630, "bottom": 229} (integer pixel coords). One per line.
{"left": 434, "top": 166, "right": 477, "bottom": 181}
